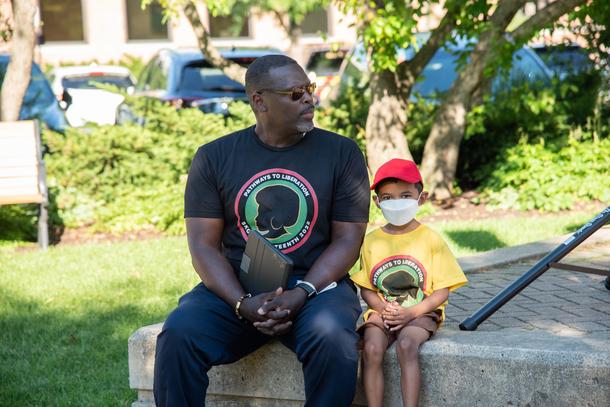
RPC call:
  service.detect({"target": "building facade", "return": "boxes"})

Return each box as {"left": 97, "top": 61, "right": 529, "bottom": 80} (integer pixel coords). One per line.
{"left": 33, "top": 0, "right": 358, "bottom": 66}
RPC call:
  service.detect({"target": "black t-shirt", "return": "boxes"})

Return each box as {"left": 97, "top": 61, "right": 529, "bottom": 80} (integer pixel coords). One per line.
{"left": 185, "top": 125, "right": 370, "bottom": 279}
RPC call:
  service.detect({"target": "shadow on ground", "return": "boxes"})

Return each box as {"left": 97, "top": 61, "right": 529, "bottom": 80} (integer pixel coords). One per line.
{"left": 0, "top": 285, "right": 163, "bottom": 406}
{"left": 445, "top": 230, "right": 507, "bottom": 252}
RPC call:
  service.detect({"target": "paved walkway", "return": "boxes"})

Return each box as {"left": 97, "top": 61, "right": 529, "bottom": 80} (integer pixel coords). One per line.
{"left": 445, "top": 242, "right": 610, "bottom": 338}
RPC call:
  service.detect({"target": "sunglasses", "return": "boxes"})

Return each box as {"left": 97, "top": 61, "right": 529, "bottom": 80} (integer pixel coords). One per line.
{"left": 256, "top": 82, "right": 317, "bottom": 101}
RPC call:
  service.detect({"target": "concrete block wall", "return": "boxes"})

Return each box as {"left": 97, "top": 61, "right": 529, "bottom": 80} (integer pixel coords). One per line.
{"left": 129, "top": 323, "right": 610, "bottom": 407}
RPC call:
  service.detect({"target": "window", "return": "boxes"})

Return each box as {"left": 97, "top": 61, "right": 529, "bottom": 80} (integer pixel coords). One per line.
{"left": 301, "top": 8, "right": 328, "bottom": 35}
{"left": 39, "top": 0, "right": 84, "bottom": 42}
{"left": 125, "top": 0, "right": 168, "bottom": 40}
{"left": 209, "top": 15, "right": 249, "bottom": 38}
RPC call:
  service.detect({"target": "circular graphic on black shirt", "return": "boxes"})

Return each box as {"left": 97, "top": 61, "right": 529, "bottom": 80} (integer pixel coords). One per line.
{"left": 235, "top": 168, "right": 318, "bottom": 253}
{"left": 370, "top": 255, "right": 427, "bottom": 307}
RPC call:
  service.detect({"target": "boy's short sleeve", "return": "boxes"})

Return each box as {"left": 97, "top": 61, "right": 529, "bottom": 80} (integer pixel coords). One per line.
{"left": 350, "top": 250, "right": 375, "bottom": 291}
{"left": 431, "top": 237, "right": 468, "bottom": 292}
{"left": 184, "top": 146, "right": 224, "bottom": 218}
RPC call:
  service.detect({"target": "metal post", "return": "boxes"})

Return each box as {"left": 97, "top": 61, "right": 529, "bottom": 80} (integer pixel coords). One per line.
{"left": 38, "top": 202, "right": 49, "bottom": 250}
{"left": 460, "top": 206, "right": 610, "bottom": 331}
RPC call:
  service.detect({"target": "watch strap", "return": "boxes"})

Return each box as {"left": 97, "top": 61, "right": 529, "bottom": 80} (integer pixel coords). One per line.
{"left": 296, "top": 281, "right": 317, "bottom": 298}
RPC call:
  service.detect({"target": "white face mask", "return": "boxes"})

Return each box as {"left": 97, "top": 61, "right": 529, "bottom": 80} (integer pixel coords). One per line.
{"left": 379, "top": 197, "right": 420, "bottom": 226}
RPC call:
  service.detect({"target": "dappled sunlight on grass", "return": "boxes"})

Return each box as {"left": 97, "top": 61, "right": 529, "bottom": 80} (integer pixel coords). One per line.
{"left": 428, "top": 210, "right": 599, "bottom": 256}
{"left": 0, "top": 237, "right": 199, "bottom": 406}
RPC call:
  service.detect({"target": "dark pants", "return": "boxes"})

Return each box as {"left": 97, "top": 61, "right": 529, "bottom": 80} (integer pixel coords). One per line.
{"left": 153, "top": 279, "right": 362, "bottom": 407}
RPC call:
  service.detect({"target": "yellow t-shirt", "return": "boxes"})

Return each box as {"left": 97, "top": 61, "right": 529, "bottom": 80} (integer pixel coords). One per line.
{"left": 350, "top": 224, "right": 467, "bottom": 321}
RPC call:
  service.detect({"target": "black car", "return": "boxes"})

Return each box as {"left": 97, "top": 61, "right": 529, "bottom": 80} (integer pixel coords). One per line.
{"left": 125, "top": 47, "right": 283, "bottom": 117}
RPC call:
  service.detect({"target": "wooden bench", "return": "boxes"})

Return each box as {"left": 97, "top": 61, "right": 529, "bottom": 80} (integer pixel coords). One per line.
{"left": 0, "top": 120, "right": 49, "bottom": 249}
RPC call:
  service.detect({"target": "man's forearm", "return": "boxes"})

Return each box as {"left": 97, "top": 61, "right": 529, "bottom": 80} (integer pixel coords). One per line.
{"left": 302, "top": 222, "right": 366, "bottom": 291}
{"left": 190, "top": 243, "right": 245, "bottom": 307}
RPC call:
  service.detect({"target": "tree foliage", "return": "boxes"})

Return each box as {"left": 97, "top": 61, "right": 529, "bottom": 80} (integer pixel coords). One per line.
{"left": 337, "top": 0, "right": 597, "bottom": 200}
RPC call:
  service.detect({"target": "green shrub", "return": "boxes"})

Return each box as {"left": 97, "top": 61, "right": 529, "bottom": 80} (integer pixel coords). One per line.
{"left": 315, "top": 80, "right": 369, "bottom": 153}
{"left": 480, "top": 133, "right": 610, "bottom": 211}
{"left": 42, "top": 99, "right": 255, "bottom": 235}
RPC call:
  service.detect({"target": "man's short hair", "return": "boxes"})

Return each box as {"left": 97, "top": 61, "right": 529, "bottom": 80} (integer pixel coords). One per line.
{"left": 245, "top": 54, "right": 300, "bottom": 95}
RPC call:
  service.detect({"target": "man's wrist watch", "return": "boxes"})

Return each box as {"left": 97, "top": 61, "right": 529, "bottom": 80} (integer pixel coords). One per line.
{"left": 295, "top": 281, "right": 317, "bottom": 299}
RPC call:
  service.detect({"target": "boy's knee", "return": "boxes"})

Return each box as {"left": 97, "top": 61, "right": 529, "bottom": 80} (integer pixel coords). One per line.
{"left": 363, "top": 340, "right": 385, "bottom": 364}
{"left": 396, "top": 336, "right": 419, "bottom": 360}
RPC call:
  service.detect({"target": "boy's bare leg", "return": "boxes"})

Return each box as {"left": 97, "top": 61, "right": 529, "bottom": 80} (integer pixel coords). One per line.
{"left": 395, "top": 326, "right": 430, "bottom": 407}
{"left": 362, "top": 314, "right": 390, "bottom": 407}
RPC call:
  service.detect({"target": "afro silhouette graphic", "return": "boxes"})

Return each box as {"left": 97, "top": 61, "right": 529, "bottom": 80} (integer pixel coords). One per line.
{"left": 254, "top": 185, "right": 300, "bottom": 239}
{"left": 378, "top": 270, "right": 423, "bottom": 307}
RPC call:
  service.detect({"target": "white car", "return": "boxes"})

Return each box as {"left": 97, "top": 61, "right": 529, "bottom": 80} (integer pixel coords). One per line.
{"left": 49, "top": 65, "right": 135, "bottom": 127}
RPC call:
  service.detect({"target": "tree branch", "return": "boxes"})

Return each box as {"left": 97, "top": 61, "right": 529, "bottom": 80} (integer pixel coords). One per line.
{"left": 272, "top": 9, "right": 289, "bottom": 33}
{"left": 395, "top": 2, "right": 460, "bottom": 101}
{"left": 488, "top": 0, "right": 528, "bottom": 27}
{"left": 511, "top": 0, "right": 587, "bottom": 43}
{"left": 182, "top": 1, "right": 247, "bottom": 84}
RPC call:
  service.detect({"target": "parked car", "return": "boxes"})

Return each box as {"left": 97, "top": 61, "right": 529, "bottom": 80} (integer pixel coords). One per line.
{"left": 0, "top": 55, "right": 68, "bottom": 132}
{"left": 341, "top": 34, "right": 553, "bottom": 101}
{"left": 119, "top": 47, "right": 283, "bottom": 121}
{"left": 49, "top": 65, "right": 135, "bottom": 127}
{"left": 531, "top": 44, "right": 596, "bottom": 79}
{"left": 305, "top": 46, "right": 349, "bottom": 104}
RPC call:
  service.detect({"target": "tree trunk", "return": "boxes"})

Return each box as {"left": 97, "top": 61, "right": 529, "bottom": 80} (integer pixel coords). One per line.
{"left": 287, "top": 19, "right": 304, "bottom": 62}
{"left": 365, "top": 70, "right": 411, "bottom": 173}
{"left": 182, "top": 1, "right": 247, "bottom": 84}
{"left": 420, "top": 0, "right": 586, "bottom": 200}
{"left": 420, "top": 0, "right": 525, "bottom": 200}
{"left": 364, "top": 7, "right": 457, "bottom": 173}
{"left": 0, "top": 0, "right": 36, "bottom": 122}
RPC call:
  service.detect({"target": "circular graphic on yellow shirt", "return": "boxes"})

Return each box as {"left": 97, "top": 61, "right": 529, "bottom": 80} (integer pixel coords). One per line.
{"left": 370, "top": 255, "right": 427, "bottom": 307}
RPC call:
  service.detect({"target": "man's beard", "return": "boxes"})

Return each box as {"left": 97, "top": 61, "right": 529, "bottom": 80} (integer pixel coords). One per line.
{"left": 296, "top": 121, "right": 314, "bottom": 133}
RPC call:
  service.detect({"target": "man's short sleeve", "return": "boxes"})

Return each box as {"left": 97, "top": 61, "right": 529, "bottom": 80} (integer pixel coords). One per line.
{"left": 184, "top": 146, "right": 224, "bottom": 218}
{"left": 332, "top": 141, "right": 370, "bottom": 222}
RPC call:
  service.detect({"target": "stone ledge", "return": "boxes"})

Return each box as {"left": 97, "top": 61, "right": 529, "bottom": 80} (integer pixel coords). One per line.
{"left": 129, "top": 323, "right": 610, "bottom": 406}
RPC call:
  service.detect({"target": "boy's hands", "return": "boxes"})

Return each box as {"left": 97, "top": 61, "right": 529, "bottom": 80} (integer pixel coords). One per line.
{"left": 382, "top": 301, "right": 417, "bottom": 332}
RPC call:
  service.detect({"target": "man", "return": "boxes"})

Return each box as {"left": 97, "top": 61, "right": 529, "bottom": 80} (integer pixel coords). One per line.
{"left": 153, "top": 55, "right": 370, "bottom": 406}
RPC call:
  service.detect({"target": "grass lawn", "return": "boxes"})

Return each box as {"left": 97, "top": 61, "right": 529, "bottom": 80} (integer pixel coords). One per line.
{"left": 0, "top": 209, "right": 601, "bottom": 405}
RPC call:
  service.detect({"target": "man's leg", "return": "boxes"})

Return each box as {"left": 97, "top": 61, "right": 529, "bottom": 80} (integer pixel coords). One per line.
{"left": 154, "top": 283, "right": 270, "bottom": 406}
{"left": 282, "top": 279, "right": 362, "bottom": 407}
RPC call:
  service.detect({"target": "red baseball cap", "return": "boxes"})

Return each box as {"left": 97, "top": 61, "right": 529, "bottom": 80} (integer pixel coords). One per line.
{"left": 370, "top": 158, "right": 423, "bottom": 191}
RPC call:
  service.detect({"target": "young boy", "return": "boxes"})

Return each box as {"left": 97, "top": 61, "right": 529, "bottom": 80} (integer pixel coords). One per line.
{"left": 350, "top": 158, "right": 467, "bottom": 407}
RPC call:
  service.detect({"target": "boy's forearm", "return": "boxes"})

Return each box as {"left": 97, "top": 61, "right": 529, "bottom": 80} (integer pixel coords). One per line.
{"left": 409, "top": 288, "right": 449, "bottom": 317}
{"left": 360, "top": 287, "right": 386, "bottom": 312}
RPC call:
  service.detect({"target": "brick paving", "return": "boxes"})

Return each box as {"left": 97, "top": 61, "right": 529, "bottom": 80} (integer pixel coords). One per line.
{"left": 444, "top": 243, "right": 610, "bottom": 336}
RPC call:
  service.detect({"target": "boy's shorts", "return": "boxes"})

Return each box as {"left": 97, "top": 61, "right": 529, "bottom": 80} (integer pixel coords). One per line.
{"left": 357, "top": 309, "right": 441, "bottom": 344}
